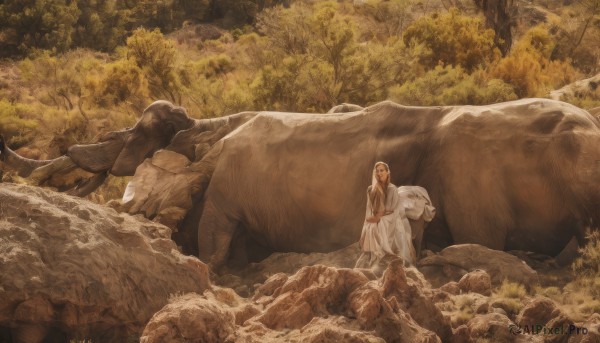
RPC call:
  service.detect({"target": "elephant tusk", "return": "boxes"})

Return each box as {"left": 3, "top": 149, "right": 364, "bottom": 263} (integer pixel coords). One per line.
{"left": 0, "top": 135, "right": 54, "bottom": 177}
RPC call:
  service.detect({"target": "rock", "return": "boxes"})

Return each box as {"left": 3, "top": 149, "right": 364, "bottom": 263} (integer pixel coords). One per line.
{"left": 466, "top": 313, "right": 515, "bottom": 343}
{"left": 549, "top": 73, "right": 600, "bottom": 101}
{"left": 450, "top": 325, "right": 470, "bottom": 343}
{"left": 442, "top": 293, "right": 490, "bottom": 329}
{"left": 381, "top": 260, "right": 453, "bottom": 341}
{"left": 419, "top": 244, "right": 539, "bottom": 288}
{"left": 458, "top": 269, "right": 492, "bottom": 296}
{"left": 440, "top": 281, "right": 461, "bottom": 295}
{"left": 516, "top": 296, "right": 560, "bottom": 327}
{"left": 0, "top": 184, "right": 210, "bottom": 341}
{"left": 140, "top": 293, "right": 236, "bottom": 343}
{"left": 145, "top": 263, "right": 441, "bottom": 343}
{"left": 254, "top": 264, "right": 441, "bottom": 342}
{"left": 569, "top": 313, "right": 600, "bottom": 343}
{"left": 545, "top": 314, "right": 574, "bottom": 343}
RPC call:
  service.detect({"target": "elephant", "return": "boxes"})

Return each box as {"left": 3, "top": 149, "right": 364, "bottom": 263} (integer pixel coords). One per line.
{"left": 194, "top": 98, "right": 600, "bottom": 270}
{"left": 3, "top": 98, "right": 600, "bottom": 272}
{"left": 0, "top": 101, "right": 257, "bottom": 196}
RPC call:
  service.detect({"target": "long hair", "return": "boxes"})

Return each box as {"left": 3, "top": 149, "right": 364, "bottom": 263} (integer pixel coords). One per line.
{"left": 369, "top": 161, "right": 390, "bottom": 215}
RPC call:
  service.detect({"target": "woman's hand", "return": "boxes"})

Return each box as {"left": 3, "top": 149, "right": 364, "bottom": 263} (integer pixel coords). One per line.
{"left": 366, "top": 216, "right": 380, "bottom": 223}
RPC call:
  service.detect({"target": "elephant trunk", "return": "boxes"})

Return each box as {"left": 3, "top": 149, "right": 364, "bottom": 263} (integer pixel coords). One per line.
{"left": 0, "top": 134, "right": 53, "bottom": 177}
{"left": 67, "top": 129, "right": 132, "bottom": 173}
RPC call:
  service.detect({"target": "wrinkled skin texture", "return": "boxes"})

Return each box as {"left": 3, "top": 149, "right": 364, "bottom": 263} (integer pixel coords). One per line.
{"left": 109, "top": 100, "right": 195, "bottom": 176}
{"left": 198, "top": 99, "right": 600, "bottom": 269}
{"left": 4, "top": 99, "right": 600, "bottom": 272}
{"left": 0, "top": 101, "right": 248, "bottom": 196}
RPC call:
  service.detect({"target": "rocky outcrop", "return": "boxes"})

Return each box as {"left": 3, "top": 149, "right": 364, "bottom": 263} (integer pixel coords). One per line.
{"left": 0, "top": 183, "right": 210, "bottom": 342}
{"left": 549, "top": 73, "right": 600, "bottom": 102}
{"left": 418, "top": 244, "right": 539, "bottom": 288}
{"left": 145, "top": 262, "right": 445, "bottom": 343}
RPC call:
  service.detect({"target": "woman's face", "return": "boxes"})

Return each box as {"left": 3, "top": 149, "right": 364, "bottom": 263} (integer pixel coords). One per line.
{"left": 375, "top": 164, "right": 389, "bottom": 183}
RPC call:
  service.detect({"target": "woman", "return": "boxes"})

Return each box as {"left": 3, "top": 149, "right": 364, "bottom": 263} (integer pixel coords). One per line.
{"left": 355, "top": 161, "right": 416, "bottom": 269}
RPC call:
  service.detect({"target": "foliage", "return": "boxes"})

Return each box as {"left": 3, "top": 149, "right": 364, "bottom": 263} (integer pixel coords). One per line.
{"left": 489, "top": 25, "right": 579, "bottom": 97}
{"left": 211, "top": 0, "right": 289, "bottom": 27}
{"left": 0, "top": 0, "right": 599, "bottom": 201}
{"left": 252, "top": 1, "right": 411, "bottom": 111}
{"left": 550, "top": 0, "right": 600, "bottom": 74}
{"left": 125, "top": 28, "right": 181, "bottom": 102}
{"left": 0, "top": 0, "right": 80, "bottom": 56}
{"left": 355, "top": 0, "right": 416, "bottom": 41}
{"left": 494, "top": 280, "right": 527, "bottom": 299}
{"left": 87, "top": 59, "right": 149, "bottom": 109}
{"left": 0, "top": 100, "right": 37, "bottom": 146}
{"left": 390, "top": 65, "right": 517, "bottom": 106}
{"left": 402, "top": 8, "right": 500, "bottom": 71}
{"left": 490, "top": 280, "right": 528, "bottom": 317}
{"left": 124, "top": 0, "right": 211, "bottom": 33}
{"left": 72, "top": 0, "right": 128, "bottom": 52}
{"left": 573, "top": 231, "right": 600, "bottom": 278}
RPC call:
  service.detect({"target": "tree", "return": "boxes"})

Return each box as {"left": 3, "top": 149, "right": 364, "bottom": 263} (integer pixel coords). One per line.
{"left": 473, "top": 0, "right": 517, "bottom": 55}
{"left": 0, "top": 0, "right": 79, "bottom": 56}
{"left": 126, "top": 28, "right": 180, "bottom": 102}
{"left": 390, "top": 65, "right": 517, "bottom": 105}
{"left": 72, "top": 0, "right": 128, "bottom": 52}
{"left": 489, "top": 26, "right": 579, "bottom": 97}
{"left": 403, "top": 9, "right": 500, "bottom": 72}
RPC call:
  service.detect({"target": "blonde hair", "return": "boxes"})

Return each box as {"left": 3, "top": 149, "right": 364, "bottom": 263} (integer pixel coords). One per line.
{"left": 369, "top": 161, "right": 390, "bottom": 215}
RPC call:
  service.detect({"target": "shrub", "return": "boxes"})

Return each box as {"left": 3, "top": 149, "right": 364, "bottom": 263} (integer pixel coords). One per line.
{"left": 87, "top": 59, "right": 150, "bottom": 108}
{"left": 126, "top": 28, "right": 181, "bottom": 101}
{"left": 0, "top": 100, "right": 38, "bottom": 146}
{"left": 573, "top": 231, "right": 600, "bottom": 279}
{"left": 390, "top": 65, "right": 517, "bottom": 106}
{"left": 402, "top": 8, "right": 500, "bottom": 72}
{"left": 489, "top": 25, "right": 579, "bottom": 97}
{"left": 0, "top": 0, "right": 79, "bottom": 56}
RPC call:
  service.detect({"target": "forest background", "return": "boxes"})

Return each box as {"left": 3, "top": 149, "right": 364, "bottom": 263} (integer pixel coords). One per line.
{"left": 0, "top": 0, "right": 599, "bottom": 199}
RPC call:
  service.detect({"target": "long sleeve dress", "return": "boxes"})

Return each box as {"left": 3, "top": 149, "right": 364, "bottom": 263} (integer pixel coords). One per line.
{"left": 357, "top": 183, "right": 416, "bottom": 268}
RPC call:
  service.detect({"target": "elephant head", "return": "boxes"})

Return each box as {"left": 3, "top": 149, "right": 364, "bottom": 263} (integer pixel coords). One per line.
{"left": 66, "top": 100, "right": 195, "bottom": 177}
{"left": 110, "top": 100, "right": 195, "bottom": 176}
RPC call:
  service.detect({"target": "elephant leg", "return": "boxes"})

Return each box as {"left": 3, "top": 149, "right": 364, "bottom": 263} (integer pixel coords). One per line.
{"left": 554, "top": 236, "right": 580, "bottom": 266}
{"left": 197, "top": 198, "right": 238, "bottom": 272}
{"left": 409, "top": 218, "right": 426, "bottom": 259}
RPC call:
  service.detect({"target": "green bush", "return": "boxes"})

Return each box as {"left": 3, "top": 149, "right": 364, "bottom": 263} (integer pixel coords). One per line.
{"left": 0, "top": 0, "right": 79, "bottom": 56}
{"left": 0, "top": 100, "right": 38, "bottom": 146}
{"left": 126, "top": 28, "right": 181, "bottom": 102}
{"left": 489, "top": 26, "right": 579, "bottom": 98}
{"left": 403, "top": 8, "right": 500, "bottom": 72}
{"left": 87, "top": 59, "right": 150, "bottom": 108}
{"left": 390, "top": 65, "right": 517, "bottom": 106}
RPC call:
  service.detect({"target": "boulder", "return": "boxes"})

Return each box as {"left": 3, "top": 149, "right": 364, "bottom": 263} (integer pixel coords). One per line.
{"left": 516, "top": 296, "right": 561, "bottom": 327}
{"left": 466, "top": 313, "right": 515, "bottom": 343}
{"left": 458, "top": 269, "right": 492, "bottom": 296}
{"left": 140, "top": 292, "right": 236, "bottom": 343}
{"left": 0, "top": 184, "right": 210, "bottom": 342}
{"left": 569, "top": 313, "right": 600, "bottom": 343}
{"left": 148, "top": 263, "right": 442, "bottom": 343}
{"left": 419, "top": 244, "right": 539, "bottom": 288}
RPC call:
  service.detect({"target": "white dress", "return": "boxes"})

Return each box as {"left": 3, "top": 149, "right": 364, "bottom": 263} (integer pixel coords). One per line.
{"left": 357, "top": 184, "right": 416, "bottom": 267}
